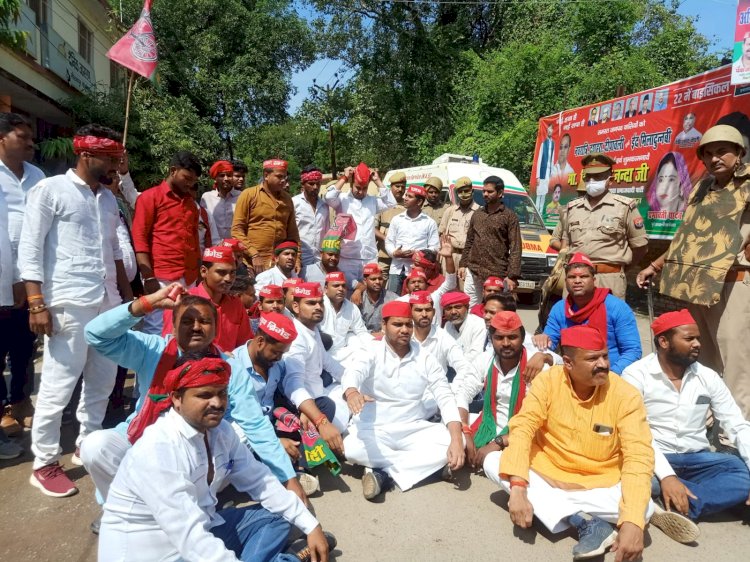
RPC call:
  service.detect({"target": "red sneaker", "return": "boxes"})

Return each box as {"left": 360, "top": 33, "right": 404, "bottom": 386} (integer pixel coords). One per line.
{"left": 29, "top": 462, "right": 78, "bottom": 497}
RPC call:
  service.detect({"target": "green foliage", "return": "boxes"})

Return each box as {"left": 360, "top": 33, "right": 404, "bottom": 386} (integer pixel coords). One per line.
{"left": 38, "top": 137, "right": 73, "bottom": 161}
{"left": 0, "top": 0, "right": 27, "bottom": 51}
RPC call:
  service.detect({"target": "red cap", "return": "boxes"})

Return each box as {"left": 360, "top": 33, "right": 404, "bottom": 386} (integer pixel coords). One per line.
{"left": 220, "top": 238, "right": 245, "bottom": 252}
{"left": 440, "top": 291, "right": 470, "bottom": 308}
{"left": 259, "top": 285, "right": 283, "bottom": 300}
{"left": 490, "top": 311, "right": 523, "bottom": 333}
{"left": 202, "top": 246, "right": 235, "bottom": 264}
{"left": 258, "top": 312, "right": 297, "bottom": 343}
{"left": 282, "top": 278, "right": 301, "bottom": 289}
{"left": 407, "top": 185, "right": 427, "bottom": 198}
{"left": 325, "top": 271, "right": 346, "bottom": 283}
{"left": 353, "top": 162, "right": 371, "bottom": 187}
{"left": 274, "top": 241, "right": 299, "bottom": 255}
{"left": 382, "top": 301, "right": 413, "bottom": 319}
{"left": 567, "top": 253, "right": 594, "bottom": 268}
{"left": 408, "top": 291, "right": 432, "bottom": 305}
{"left": 484, "top": 276, "right": 504, "bottom": 288}
{"left": 407, "top": 269, "right": 427, "bottom": 280}
{"left": 363, "top": 263, "right": 381, "bottom": 276}
{"left": 560, "top": 325, "right": 606, "bottom": 350}
{"left": 293, "top": 283, "right": 323, "bottom": 299}
{"left": 263, "top": 158, "right": 288, "bottom": 170}
{"left": 651, "top": 309, "right": 696, "bottom": 336}
{"left": 209, "top": 160, "right": 233, "bottom": 179}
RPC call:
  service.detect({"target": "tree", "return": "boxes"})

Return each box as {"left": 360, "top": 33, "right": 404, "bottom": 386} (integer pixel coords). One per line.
{"left": 0, "top": 0, "right": 27, "bottom": 51}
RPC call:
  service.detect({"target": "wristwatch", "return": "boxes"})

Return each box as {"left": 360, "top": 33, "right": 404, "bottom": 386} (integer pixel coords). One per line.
{"left": 493, "top": 434, "right": 506, "bottom": 450}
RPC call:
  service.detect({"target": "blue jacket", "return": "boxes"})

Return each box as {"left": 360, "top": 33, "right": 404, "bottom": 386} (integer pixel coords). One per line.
{"left": 85, "top": 303, "right": 294, "bottom": 482}
{"left": 543, "top": 294, "right": 642, "bottom": 374}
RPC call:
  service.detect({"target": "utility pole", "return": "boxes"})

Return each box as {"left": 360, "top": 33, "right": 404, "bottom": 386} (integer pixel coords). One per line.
{"left": 311, "top": 75, "right": 341, "bottom": 178}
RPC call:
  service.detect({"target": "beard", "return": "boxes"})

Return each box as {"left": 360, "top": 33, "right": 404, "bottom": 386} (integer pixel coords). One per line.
{"left": 665, "top": 348, "right": 697, "bottom": 368}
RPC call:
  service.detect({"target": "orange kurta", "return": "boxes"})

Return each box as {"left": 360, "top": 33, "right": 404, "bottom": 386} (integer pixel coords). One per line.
{"left": 500, "top": 365, "right": 654, "bottom": 528}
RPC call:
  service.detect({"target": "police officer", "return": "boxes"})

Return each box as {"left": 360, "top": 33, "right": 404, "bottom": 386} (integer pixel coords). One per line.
{"left": 422, "top": 176, "right": 448, "bottom": 226}
{"left": 439, "top": 177, "right": 480, "bottom": 290}
{"left": 561, "top": 153, "right": 648, "bottom": 299}
{"left": 374, "top": 171, "right": 406, "bottom": 277}
{"left": 638, "top": 124, "right": 750, "bottom": 419}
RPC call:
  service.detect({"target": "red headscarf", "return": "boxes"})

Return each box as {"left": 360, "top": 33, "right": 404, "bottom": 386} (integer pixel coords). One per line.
{"left": 72, "top": 135, "right": 125, "bottom": 157}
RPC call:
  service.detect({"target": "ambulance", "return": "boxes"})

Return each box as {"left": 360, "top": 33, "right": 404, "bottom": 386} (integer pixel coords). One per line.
{"left": 384, "top": 153, "right": 557, "bottom": 301}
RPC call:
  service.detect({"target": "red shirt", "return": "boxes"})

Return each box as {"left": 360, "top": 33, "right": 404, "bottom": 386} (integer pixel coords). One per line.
{"left": 132, "top": 181, "right": 201, "bottom": 285}
{"left": 470, "top": 302, "right": 484, "bottom": 318}
{"left": 161, "top": 283, "right": 253, "bottom": 353}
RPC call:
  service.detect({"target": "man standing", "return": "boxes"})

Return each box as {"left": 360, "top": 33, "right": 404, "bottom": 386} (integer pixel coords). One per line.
{"left": 439, "top": 177, "right": 479, "bottom": 290}
{"left": 459, "top": 176, "right": 522, "bottom": 306}
{"left": 0, "top": 112, "right": 43, "bottom": 434}
{"left": 20, "top": 125, "right": 132, "bottom": 497}
{"left": 623, "top": 310, "right": 750, "bottom": 520}
{"left": 162, "top": 246, "right": 252, "bottom": 352}
{"left": 535, "top": 124, "right": 555, "bottom": 211}
{"left": 324, "top": 163, "right": 396, "bottom": 282}
{"left": 254, "top": 240, "right": 299, "bottom": 292}
{"left": 132, "top": 151, "right": 203, "bottom": 334}
{"left": 232, "top": 158, "right": 300, "bottom": 274}
{"left": 385, "top": 185, "right": 439, "bottom": 294}
{"left": 442, "top": 291, "right": 487, "bottom": 360}
{"left": 293, "top": 165, "right": 329, "bottom": 267}
{"left": 200, "top": 160, "right": 242, "bottom": 242}
{"left": 422, "top": 176, "right": 448, "bottom": 226}
{"left": 231, "top": 159, "right": 248, "bottom": 190}
{"left": 374, "top": 171, "right": 406, "bottom": 276}
{"left": 534, "top": 253, "right": 641, "bottom": 374}
{"left": 498, "top": 326, "right": 698, "bottom": 560}
{"left": 551, "top": 133, "right": 574, "bottom": 186}
{"left": 562, "top": 152, "right": 648, "bottom": 299}
{"left": 358, "top": 263, "right": 397, "bottom": 334}
{"left": 342, "top": 301, "right": 465, "bottom": 501}
{"left": 98, "top": 354, "right": 331, "bottom": 562}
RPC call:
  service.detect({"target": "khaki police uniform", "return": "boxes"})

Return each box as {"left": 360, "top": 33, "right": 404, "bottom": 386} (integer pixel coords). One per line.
{"left": 440, "top": 202, "right": 480, "bottom": 290}
{"left": 422, "top": 202, "right": 448, "bottom": 227}
{"left": 375, "top": 204, "right": 405, "bottom": 275}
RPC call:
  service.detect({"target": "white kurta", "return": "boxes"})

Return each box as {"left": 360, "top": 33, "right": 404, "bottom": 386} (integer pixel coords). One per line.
{"left": 341, "top": 339, "right": 462, "bottom": 490}
{"left": 321, "top": 295, "right": 373, "bottom": 367}
{"left": 200, "top": 188, "right": 241, "bottom": 242}
{"left": 445, "top": 312, "right": 488, "bottom": 361}
{"left": 396, "top": 273, "right": 457, "bottom": 326}
{"left": 413, "top": 325, "right": 478, "bottom": 395}
{"left": 622, "top": 354, "right": 750, "bottom": 477}
{"left": 292, "top": 193, "right": 330, "bottom": 266}
{"left": 100, "top": 410, "right": 318, "bottom": 562}
{"left": 254, "top": 266, "right": 297, "bottom": 292}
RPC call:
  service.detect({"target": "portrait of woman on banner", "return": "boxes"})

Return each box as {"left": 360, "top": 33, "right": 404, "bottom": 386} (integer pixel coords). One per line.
{"left": 646, "top": 151, "right": 692, "bottom": 215}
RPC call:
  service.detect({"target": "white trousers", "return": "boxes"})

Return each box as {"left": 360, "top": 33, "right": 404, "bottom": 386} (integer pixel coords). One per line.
{"left": 321, "top": 383, "right": 351, "bottom": 433}
{"left": 464, "top": 270, "right": 482, "bottom": 307}
{"left": 344, "top": 420, "right": 451, "bottom": 491}
{"left": 141, "top": 277, "right": 188, "bottom": 335}
{"left": 31, "top": 305, "right": 117, "bottom": 469}
{"left": 80, "top": 427, "right": 130, "bottom": 503}
{"left": 483, "top": 451, "right": 654, "bottom": 533}
{"left": 535, "top": 179, "right": 549, "bottom": 213}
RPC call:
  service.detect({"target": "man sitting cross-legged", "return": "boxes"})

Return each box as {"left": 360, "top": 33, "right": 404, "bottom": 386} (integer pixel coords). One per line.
{"left": 357, "top": 263, "right": 397, "bottom": 335}
{"left": 99, "top": 353, "right": 333, "bottom": 562}
{"left": 457, "top": 311, "right": 560, "bottom": 475}
{"left": 442, "top": 291, "right": 487, "bottom": 360}
{"left": 342, "top": 301, "right": 465, "bottom": 501}
{"left": 498, "top": 325, "right": 698, "bottom": 560}
{"left": 321, "top": 271, "right": 372, "bottom": 368}
{"left": 623, "top": 309, "right": 750, "bottom": 521}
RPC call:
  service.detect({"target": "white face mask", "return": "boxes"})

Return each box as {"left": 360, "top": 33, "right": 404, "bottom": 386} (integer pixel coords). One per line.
{"left": 585, "top": 179, "right": 608, "bottom": 197}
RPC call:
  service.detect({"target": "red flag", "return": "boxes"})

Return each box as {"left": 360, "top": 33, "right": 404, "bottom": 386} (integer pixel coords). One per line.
{"left": 107, "top": 0, "right": 158, "bottom": 79}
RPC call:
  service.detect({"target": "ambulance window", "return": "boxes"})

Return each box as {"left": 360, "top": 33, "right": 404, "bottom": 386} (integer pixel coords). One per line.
{"left": 471, "top": 190, "right": 545, "bottom": 228}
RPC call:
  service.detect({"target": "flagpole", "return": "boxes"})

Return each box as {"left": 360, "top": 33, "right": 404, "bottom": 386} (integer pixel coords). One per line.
{"left": 123, "top": 71, "right": 136, "bottom": 146}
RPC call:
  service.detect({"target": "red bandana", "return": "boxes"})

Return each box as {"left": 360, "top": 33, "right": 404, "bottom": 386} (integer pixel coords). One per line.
{"left": 301, "top": 170, "right": 323, "bottom": 182}
{"left": 565, "top": 287, "right": 610, "bottom": 340}
{"left": 72, "top": 135, "right": 125, "bottom": 157}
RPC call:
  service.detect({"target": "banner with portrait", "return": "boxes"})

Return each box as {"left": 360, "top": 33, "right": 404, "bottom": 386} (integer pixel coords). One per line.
{"left": 732, "top": 0, "right": 750, "bottom": 85}
{"left": 530, "top": 65, "right": 750, "bottom": 239}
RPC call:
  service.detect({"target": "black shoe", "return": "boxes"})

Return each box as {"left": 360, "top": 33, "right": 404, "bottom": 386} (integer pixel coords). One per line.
{"left": 90, "top": 513, "right": 102, "bottom": 535}
{"left": 291, "top": 531, "right": 337, "bottom": 561}
{"left": 362, "top": 468, "right": 392, "bottom": 500}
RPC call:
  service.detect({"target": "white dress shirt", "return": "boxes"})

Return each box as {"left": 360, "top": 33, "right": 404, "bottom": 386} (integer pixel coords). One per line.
{"left": 254, "top": 266, "right": 297, "bottom": 292}
{"left": 622, "top": 354, "right": 750, "bottom": 477}
{"left": 100, "top": 409, "right": 318, "bottom": 562}
{"left": 19, "top": 169, "right": 123, "bottom": 308}
{"left": 342, "top": 339, "right": 461, "bottom": 427}
{"left": 0, "top": 189, "right": 14, "bottom": 305}
{"left": 323, "top": 186, "right": 396, "bottom": 261}
{"left": 413, "top": 325, "right": 478, "bottom": 394}
{"left": 283, "top": 318, "right": 345, "bottom": 406}
{"left": 293, "top": 193, "right": 330, "bottom": 266}
{"left": 0, "top": 159, "right": 45, "bottom": 281}
{"left": 396, "top": 273, "right": 457, "bottom": 326}
{"left": 445, "top": 312, "right": 488, "bottom": 361}
{"left": 321, "top": 295, "right": 372, "bottom": 365}
{"left": 200, "top": 189, "right": 242, "bottom": 242}
{"left": 384, "top": 211, "right": 439, "bottom": 275}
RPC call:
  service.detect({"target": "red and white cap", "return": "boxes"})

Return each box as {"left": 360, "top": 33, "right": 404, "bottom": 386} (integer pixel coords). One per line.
{"left": 567, "top": 253, "right": 594, "bottom": 268}
{"left": 258, "top": 312, "right": 297, "bottom": 343}
{"left": 363, "top": 263, "right": 381, "bottom": 276}
{"left": 408, "top": 291, "right": 432, "bottom": 305}
{"left": 259, "top": 285, "right": 283, "bottom": 300}
{"left": 263, "top": 158, "right": 288, "bottom": 170}
{"left": 325, "top": 271, "right": 347, "bottom": 283}
{"left": 282, "top": 278, "right": 301, "bottom": 289}
{"left": 407, "top": 185, "right": 427, "bottom": 198}
{"left": 484, "top": 276, "right": 504, "bottom": 288}
{"left": 293, "top": 283, "right": 323, "bottom": 299}
{"left": 202, "top": 246, "right": 235, "bottom": 264}
{"left": 406, "top": 269, "right": 427, "bottom": 280}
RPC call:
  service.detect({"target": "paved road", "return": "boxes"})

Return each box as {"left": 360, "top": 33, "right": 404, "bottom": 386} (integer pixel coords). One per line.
{"left": 1, "top": 307, "right": 749, "bottom": 561}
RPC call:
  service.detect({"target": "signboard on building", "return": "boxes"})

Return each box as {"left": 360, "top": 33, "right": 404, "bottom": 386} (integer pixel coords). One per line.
{"left": 44, "top": 28, "right": 96, "bottom": 93}
{"left": 529, "top": 65, "right": 750, "bottom": 239}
